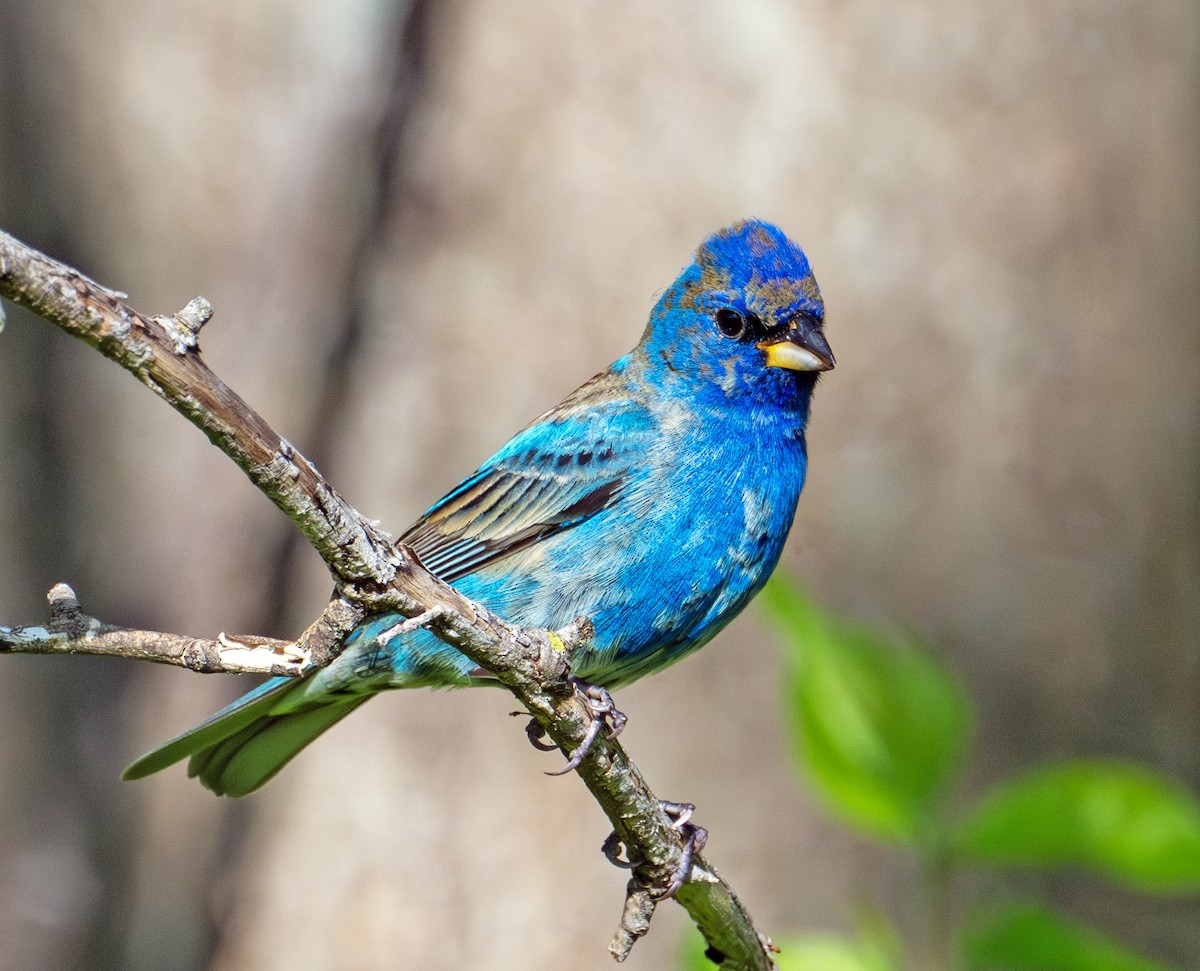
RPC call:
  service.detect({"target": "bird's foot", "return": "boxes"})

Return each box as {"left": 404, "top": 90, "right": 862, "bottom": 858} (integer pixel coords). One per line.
{"left": 602, "top": 800, "right": 708, "bottom": 900}
{"left": 516, "top": 676, "right": 625, "bottom": 770}
{"left": 602, "top": 830, "right": 644, "bottom": 869}
{"left": 654, "top": 801, "right": 708, "bottom": 898}
{"left": 523, "top": 717, "right": 559, "bottom": 751}
{"left": 544, "top": 676, "right": 627, "bottom": 776}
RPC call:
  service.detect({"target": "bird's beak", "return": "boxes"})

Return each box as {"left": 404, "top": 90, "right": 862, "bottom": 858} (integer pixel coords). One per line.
{"left": 757, "top": 316, "right": 835, "bottom": 372}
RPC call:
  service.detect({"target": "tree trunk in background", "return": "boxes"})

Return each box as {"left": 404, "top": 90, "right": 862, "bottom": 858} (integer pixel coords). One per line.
{"left": 0, "top": 1, "right": 1196, "bottom": 969}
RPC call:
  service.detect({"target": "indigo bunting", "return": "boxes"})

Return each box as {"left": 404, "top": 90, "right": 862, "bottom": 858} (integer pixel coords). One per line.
{"left": 125, "top": 219, "right": 834, "bottom": 796}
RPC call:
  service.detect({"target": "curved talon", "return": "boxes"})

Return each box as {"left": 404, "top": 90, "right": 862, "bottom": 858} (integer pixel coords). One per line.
{"left": 544, "top": 675, "right": 627, "bottom": 776}
{"left": 601, "top": 801, "right": 708, "bottom": 899}
{"left": 659, "top": 800, "right": 695, "bottom": 830}
{"left": 654, "top": 820, "right": 708, "bottom": 899}
{"left": 545, "top": 712, "right": 604, "bottom": 775}
{"left": 571, "top": 676, "right": 629, "bottom": 739}
{"left": 601, "top": 832, "right": 643, "bottom": 870}
{"left": 521, "top": 716, "right": 559, "bottom": 752}
{"left": 644, "top": 800, "right": 709, "bottom": 900}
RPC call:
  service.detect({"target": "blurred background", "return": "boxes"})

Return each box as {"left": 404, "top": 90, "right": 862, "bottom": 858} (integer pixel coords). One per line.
{"left": 0, "top": 1, "right": 1196, "bottom": 969}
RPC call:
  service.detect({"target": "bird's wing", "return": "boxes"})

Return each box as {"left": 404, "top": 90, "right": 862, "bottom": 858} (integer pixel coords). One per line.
{"left": 402, "top": 386, "right": 652, "bottom": 583}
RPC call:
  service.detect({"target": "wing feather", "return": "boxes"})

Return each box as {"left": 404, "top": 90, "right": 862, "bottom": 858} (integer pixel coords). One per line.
{"left": 402, "top": 380, "right": 648, "bottom": 582}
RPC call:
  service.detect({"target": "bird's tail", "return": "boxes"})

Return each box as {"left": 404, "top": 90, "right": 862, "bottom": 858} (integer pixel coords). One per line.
{"left": 122, "top": 676, "right": 369, "bottom": 797}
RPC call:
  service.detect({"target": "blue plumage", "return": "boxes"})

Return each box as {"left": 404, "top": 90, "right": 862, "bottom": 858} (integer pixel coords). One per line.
{"left": 124, "top": 219, "right": 834, "bottom": 795}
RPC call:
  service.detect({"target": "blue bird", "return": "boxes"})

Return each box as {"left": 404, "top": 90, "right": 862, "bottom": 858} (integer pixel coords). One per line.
{"left": 124, "top": 219, "right": 834, "bottom": 796}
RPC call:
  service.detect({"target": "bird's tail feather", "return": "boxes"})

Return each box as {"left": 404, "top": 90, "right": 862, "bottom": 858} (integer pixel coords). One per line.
{"left": 123, "top": 676, "right": 368, "bottom": 797}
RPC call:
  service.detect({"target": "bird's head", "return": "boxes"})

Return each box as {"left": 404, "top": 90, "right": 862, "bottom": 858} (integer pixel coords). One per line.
{"left": 636, "top": 219, "right": 834, "bottom": 415}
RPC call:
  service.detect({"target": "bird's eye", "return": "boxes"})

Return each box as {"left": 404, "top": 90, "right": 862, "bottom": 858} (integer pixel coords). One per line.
{"left": 714, "top": 308, "right": 745, "bottom": 339}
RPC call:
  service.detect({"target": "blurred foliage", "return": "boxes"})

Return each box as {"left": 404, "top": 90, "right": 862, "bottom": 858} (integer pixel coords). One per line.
{"left": 764, "top": 579, "right": 970, "bottom": 844}
{"left": 961, "top": 905, "right": 1174, "bottom": 971}
{"left": 957, "top": 763, "right": 1200, "bottom": 894}
{"left": 684, "top": 577, "right": 1200, "bottom": 970}
{"left": 682, "top": 928, "right": 895, "bottom": 971}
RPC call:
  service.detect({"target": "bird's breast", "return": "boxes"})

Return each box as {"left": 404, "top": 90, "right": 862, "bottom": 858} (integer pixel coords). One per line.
{"left": 552, "top": 416, "right": 807, "bottom": 684}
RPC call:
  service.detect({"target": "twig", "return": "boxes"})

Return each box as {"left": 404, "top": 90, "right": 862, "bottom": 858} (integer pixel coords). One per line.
{"left": 0, "top": 583, "right": 362, "bottom": 676}
{"left": 0, "top": 229, "right": 776, "bottom": 970}
{"left": 610, "top": 882, "right": 659, "bottom": 962}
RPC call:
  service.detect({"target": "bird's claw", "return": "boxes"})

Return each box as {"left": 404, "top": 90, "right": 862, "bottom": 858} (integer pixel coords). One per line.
{"left": 544, "top": 675, "right": 626, "bottom": 776}
{"left": 521, "top": 717, "right": 559, "bottom": 752}
{"left": 659, "top": 800, "right": 695, "bottom": 829}
{"left": 516, "top": 675, "right": 625, "bottom": 767}
{"left": 655, "top": 801, "right": 708, "bottom": 899}
{"left": 602, "top": 831, "right": 644, "bottom": 870}
{"left": 601, "top": 800, "right": 708, "bottom": 900}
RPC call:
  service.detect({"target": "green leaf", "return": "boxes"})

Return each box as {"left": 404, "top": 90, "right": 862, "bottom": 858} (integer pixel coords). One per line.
{"left": 957, "top": 760, "right": 1200, "bottom": 892}
{"left": 963, "top": 903, "right": 1177, "bottom": 971}
{"left": 681, "top": 930, "right": 894, "bottom": 971}
{"left": 761, "top": 576, "right": 971, "bottom": 842}
{"left": 774, "top": 936, "right": 895, "bottom": 971}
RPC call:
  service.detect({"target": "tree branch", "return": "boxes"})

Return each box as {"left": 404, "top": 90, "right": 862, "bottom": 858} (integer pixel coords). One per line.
{"left": 0, "top": 228, "right": 776, "bottom": 970}
{"left": 0, "top": 583, "right": 361, "bottom": 675}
